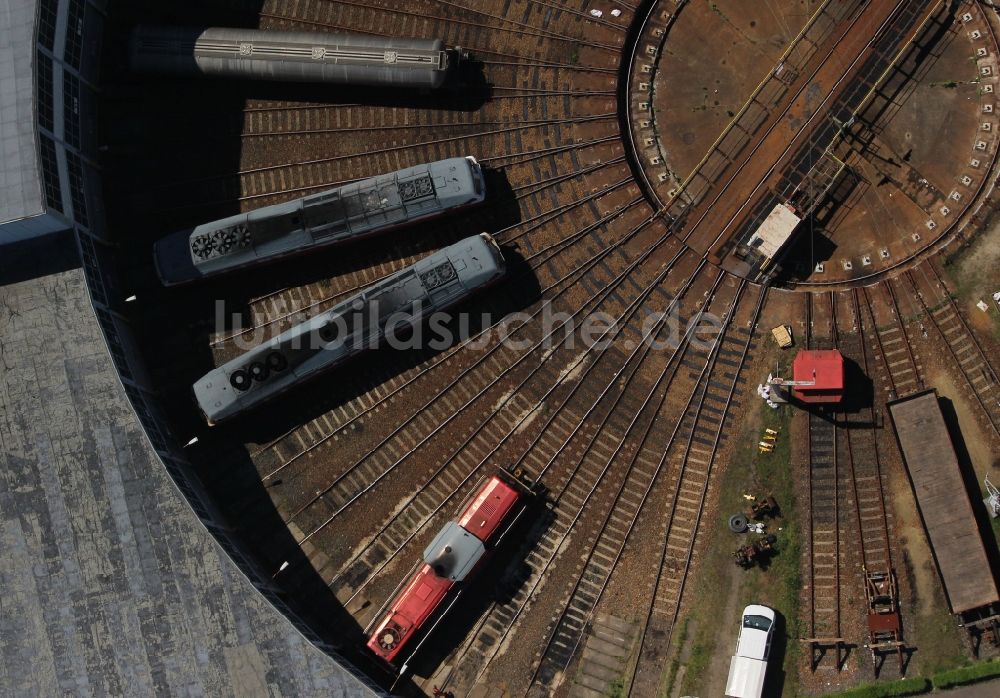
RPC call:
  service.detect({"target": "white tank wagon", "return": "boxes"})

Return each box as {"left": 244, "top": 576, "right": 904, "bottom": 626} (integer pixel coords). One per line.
{"left": 193, "top": 234, "right": 505, "bottom": 425}
{"left": 154, "top": 157, "right": 485, "bottom": 286}
{"left": 129, "top": 26, "right": 461, "bottom": 88}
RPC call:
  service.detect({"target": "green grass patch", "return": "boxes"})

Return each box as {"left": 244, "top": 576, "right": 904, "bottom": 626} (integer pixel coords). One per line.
{"left": 681, "top": 632, "right": 714, "bottom": 696}
{"left": 821, "top": 677, "right": 931, "bottom": 697}
{"left": 908, "top": 595, "right": 968, "bottom": 676}
{"left": 819, "top": 658, "right": 1000, "bottom": 695}
{"left": 941, "top": 219, "right": 1000, "bottom": 342}
{"left": 678, "top": 348, "right": 801, "bottom": 696}
{"left": 932, "top": 657, "right": 1000, "bottom": 688}
{"left": 607, "top": 676, "right": 625, "bottom": 697}
{"left": 661, "top": 617, "right": 688, "bottom": 697}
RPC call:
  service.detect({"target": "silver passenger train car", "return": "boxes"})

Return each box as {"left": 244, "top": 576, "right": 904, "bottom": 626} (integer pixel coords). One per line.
{"left": 193, "top": 234, "right": 505, "bottom": 425}
{"left": 130, "top": 26, "right": 459, "bottom": 88}
{"left": 154, "top": 157, "right": 485, "bottom": 286}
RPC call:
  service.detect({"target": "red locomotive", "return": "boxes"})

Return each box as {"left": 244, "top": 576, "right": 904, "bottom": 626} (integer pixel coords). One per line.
{"left": 367, "top": 471, "right": 529, "bottom": 664}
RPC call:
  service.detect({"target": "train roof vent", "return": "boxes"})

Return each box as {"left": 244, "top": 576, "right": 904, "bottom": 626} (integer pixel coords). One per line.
{"left": 477, "top": 496, "right": 499, "bottom": 523}
{"left": 422, "top": 522, "right": 486, "bottom": 582}
{"left": 191, "top": 224, "right": 252, "bottom": 261}
{"left": 420, "top": 261, "right": 458, "bottom": 291}
{"left": 230, "top": 369, "right": 251, "bottom": 391}
{"left": 376, "top": 625, "right": 402, "bottom": 652}
{"left": 398, "top": 174, "right": 436, "bottom": 203}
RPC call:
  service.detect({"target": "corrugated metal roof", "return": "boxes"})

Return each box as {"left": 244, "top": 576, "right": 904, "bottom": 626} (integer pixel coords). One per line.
{"left": 0, "top": 0, "right": 43, "bottom": 224}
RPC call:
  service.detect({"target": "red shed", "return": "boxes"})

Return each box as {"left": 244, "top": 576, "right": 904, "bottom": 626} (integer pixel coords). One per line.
{"left": 792, "top": 349, "right": 844, "bottom": 404}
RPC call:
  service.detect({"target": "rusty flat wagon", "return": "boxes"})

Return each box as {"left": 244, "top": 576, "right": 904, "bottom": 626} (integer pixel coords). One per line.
{"left": 888, "top": 389, "right": 999, "bottom": 618}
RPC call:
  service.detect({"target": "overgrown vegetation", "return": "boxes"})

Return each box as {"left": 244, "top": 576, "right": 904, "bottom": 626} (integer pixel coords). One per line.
{"left": 607, "top": 677, "right": 625, "bottom": 697}
{"left": 661, "top": 617, "right": 688, "bottom": 697}
{"left": 820, "top": 658, "right": 1000, "bottom": 695}
{"left": 907, "top": 600, "right": 968, "bottom": 677}
{"left": 823, "top": 677, "right": 930, "bottom": 697}
{"left": 932, "top": 658, "right": 1000, "bottom": 688}
{"left": 672, "top": 349, "right": 801, "bottom": 697}
{"left": 942, "top": 215, "right": 1000, "bottom": 341}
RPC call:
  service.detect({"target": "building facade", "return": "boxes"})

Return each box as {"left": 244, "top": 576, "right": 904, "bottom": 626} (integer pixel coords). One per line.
{"left": 0, "top": 0, "right": 102, "bottom": 244}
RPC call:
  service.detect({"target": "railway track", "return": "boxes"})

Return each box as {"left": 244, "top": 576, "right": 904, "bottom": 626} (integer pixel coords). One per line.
{"left": 903, "top": 264, "right": 1000, "bottom": 439}
{"left": 697, "top": 0, "right": 941, "bottom": 259}
{"left": 623, "top": 283, "right": 767, "bottom": 698}
{"left": 243, "top": 198, "right": 652, "bottom": 498}
{"left": 800, "top": 290, "right": 905, "bottom": 676}
{"left": 659, "top": 0, "right": 873, "bottom": 221}
{"left": 843, "top": 291, "right": 895, "bottom": 578}
{"left": 427, "top": 265, "right": 729, "bottom": 695}
{"left": 153, "top": 113, "right": 620, "bottom": 207}
{"left": 523, "top": 274, "right": 743, "bottom": 689}
{"left": 261, "top": 0, "right": 626, "bottom": 54}
{"left": 264, "top": 192, "right": 756, "bottom": 692}
{"left": 282, "top": 210, "right": 668, "bottom": 543}
{"left": 803, "top": 292, "right": 846, "bottom": 671}
{"left": 284, "top": 225, "right": 668, "bottom": 532}
{"left": 843, "top": 288, "right": 904, "bottom": 675}
{"left": 860, "top": 284, "right": 923, "bottom": 400}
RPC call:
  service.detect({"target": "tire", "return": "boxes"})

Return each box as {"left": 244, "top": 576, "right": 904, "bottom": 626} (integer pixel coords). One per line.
{"left": 729, "top": 513, "right": 749, "bottom": 533}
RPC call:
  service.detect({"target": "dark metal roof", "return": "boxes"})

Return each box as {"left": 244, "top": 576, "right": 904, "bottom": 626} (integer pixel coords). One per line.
{"left": 889, "top": 389, "right": 1000, "bottom": 615}
{"left": 0, "top": 263, "right": 377, "bottom": 695}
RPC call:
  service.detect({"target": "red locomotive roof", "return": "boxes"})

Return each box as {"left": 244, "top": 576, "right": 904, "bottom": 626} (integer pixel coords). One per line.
{"left": 792, "top": 349, "right": 845, "bottom": 404}
{"left": 366, "top": 473, "right": 525, "bottom": 665}
{"left": 458, "top": 475, "right": 521, "bottom": 543}
{"left": 366, "top": 564, "right": 453, "bottom": 663}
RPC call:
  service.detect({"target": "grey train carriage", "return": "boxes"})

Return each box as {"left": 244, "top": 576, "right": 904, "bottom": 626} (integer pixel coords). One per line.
{"left": 193, "top": 234, "right": 505, "bottom": 425}
{"left": 154, "top": 157, "right": 485, "bottom": 286}
{"left": 129, "top": 26, "right": 461, "bottom": 88}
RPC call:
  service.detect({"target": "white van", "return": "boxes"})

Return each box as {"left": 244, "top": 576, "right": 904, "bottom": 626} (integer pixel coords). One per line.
{"left": 725, "top": 605, "right": 776, "bottom": 698}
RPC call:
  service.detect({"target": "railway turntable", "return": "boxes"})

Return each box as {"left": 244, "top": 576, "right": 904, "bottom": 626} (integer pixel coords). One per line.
{"left": 888, "top": 389, "right": 1000, "bottom": 653}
